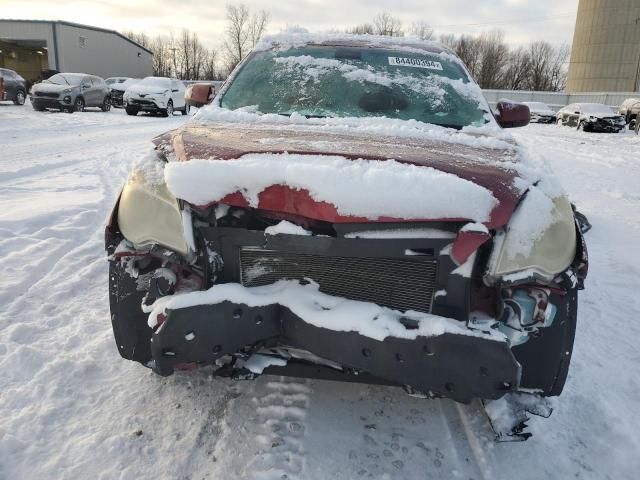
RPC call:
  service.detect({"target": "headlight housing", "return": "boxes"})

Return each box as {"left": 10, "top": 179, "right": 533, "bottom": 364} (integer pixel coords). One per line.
{"left": 117, "top": 167, "right": 190, "bottom": 256}
{"left": 486, "top": 193, "right": 576, "bottom": 284}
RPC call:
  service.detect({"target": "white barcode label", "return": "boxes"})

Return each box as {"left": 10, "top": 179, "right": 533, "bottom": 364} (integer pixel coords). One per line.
{"left": 388, "top": 57, "right": 443, "bottom": 70}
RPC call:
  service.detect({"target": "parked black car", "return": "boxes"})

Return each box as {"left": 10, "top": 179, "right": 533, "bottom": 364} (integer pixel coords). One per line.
{"left": 0, "top": 68, "right": 27, "bottom": 105}
{"left": 30, "top": 73, "right": 111, "bottom": 113}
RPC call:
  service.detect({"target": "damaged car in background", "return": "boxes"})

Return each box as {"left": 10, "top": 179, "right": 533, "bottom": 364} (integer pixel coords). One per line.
{"left": 105, "top": 34, "right": 588, "bottom": 441}
{"left": 556, "top": 102, "right": 625, "bottom": 133}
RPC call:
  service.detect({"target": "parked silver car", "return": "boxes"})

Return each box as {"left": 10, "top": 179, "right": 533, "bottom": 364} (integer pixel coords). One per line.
{"left": 30, "top": 73, "right": 111, "bottom": 113}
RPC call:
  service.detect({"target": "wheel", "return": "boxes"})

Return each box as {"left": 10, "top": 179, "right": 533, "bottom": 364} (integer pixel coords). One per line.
{"left": 556, "top": 117, "right": 563, "bottom": 126}
{"left": 511, "top": 287, "right": 578, "bottom": 396}
{"left": 74, "top": 96, "right": 85, "bottom": 112}
{"left": 162, "top": 100, "right": 174, "bottom": 117}
{"left": 101, "top": 97, "right": 111, "bottom": 112}
{"left": 13, "top": 90, "right": 26, "bottom": 105}
{"left": 181, "top": 103, "right": 190, "bottom": 115}
{"left": 125, "top": 106, "right": 139, "bottom": 116}
{"left": 32, "top": 103, "right": 45, "bottom": 112}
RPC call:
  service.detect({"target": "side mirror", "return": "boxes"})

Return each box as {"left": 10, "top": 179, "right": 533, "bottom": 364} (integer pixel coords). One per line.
{"left": 185, "top": 83, "right": 214, "bottom": 108}
{"left": 495, "top": 100, "right": 530, "bottom": 128}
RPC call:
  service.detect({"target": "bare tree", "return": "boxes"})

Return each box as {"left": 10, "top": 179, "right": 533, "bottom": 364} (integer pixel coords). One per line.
{"left": 249, "top": 10, "right": 270, "bottom": 48}
{"left": 223, "top": 4, "right": 270, "bottom": 74}
{"left": 409, "top": 21, "right": 433, "bottom": 40}
{"left": 121, "top": 30, "right": 151, "bottom": 48}
{"left": 476, "top": 31, "right": 510, "bottom": 89}
{"left": 373, "top": 12, "right": 404, "bottom": 37}
{"left": 349, "top": 23, "right": 375, "bottom": 35}
{"left": 526, "top": 41, "right": 569, "bottom": 91}
{"left": 503, "top": 47, "right": 531, "bottom": 90}
{"left": 437, "top": 30, "right": 568, "bottom": 92}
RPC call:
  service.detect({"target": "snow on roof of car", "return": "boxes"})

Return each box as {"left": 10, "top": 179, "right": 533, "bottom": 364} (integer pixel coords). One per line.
{"left": 569, "top": 103, "right": 616, "bottom": 115}
{"left": 255, "top": 31, "right": 454, "bottom": 57}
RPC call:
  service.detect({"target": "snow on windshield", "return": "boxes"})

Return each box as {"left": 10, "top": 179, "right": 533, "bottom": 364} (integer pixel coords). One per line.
{"left": 220, "top": 45, "right": 490, "bottom": 129}
{"left": 140, "top": 77, "right": 171, "bottom": 88}
{"left": 525, "top": 102, "right": 551, "bottom": 110}
{"left": 579, "top": 103, "right": 615, "bottom": 116}
{"left": 48, "top": 74, "right": 84, "bottom": 86}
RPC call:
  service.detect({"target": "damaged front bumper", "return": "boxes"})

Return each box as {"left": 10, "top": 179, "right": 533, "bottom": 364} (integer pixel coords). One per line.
{"left": 148, "top": 300, "right": 520, "bottom": 404}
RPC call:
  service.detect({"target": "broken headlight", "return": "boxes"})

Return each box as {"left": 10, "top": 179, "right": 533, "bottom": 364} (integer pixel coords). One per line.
{"left": 487, "top": 194, "right": 576, "bottom": 284}
{"left": 117, "top": 168, "right": 190, "bottom": 256}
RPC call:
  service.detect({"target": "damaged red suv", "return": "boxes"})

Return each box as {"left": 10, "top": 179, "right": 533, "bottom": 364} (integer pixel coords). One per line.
{"left": 106, "top": 34, "right": 587, "bottom": 434}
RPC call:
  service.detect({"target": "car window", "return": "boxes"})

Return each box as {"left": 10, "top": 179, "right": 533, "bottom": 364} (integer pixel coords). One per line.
{"left": 221, "top": 45, "right": 490, "bottom": 129}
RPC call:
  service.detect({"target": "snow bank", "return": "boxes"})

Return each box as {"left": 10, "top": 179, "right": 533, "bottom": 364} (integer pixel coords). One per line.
{"left": 164, "top": 153, "right": 498, "bottom": 222}
{"left": 146, "top": 280, "right": 503, "bottom": 343}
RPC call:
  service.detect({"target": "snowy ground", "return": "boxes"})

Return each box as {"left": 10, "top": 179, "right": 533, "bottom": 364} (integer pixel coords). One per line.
{"left": 1, "top": 102, "right": 639, "bottom": 480}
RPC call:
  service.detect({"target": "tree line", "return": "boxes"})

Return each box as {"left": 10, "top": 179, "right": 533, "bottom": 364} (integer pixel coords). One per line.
{"left": 123, "top": 6, "right": 569, "bottom": 91}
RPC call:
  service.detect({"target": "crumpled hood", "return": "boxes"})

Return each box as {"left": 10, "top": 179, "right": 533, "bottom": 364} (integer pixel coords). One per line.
{"left": 153, "top": 122, "right": 531, "bottom": 229}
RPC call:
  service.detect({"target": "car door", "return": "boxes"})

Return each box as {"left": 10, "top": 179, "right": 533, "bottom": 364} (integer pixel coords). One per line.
{"left": 93, "top": 77, "right": 108, "bottom": 105}
{"left": 170, "top": 80, "right": 184, "bottom": 109}
{"left": 1, "top": 69, "right": 17, "bottom": 99}
{"left": 80, "top": 76, "right": 94, "bottom": 105}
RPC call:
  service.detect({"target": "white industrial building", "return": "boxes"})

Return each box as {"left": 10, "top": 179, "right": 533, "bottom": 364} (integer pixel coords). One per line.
{"left": 0, "top": 19, "right": 153, "bottom": 84}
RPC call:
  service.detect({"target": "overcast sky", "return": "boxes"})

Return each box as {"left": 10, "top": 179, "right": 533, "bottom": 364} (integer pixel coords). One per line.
{"left": 6, "top": 0, "right": 579, "bottom": 49}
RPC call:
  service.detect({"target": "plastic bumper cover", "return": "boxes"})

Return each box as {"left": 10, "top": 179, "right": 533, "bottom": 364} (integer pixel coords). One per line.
{"left": 150, "top": 301, "right": 521, "bottom": 403}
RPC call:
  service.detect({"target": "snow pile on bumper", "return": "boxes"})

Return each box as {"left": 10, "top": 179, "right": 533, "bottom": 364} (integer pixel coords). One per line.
{"left": 145, "top": 280, "right": 502, "bottom": 343}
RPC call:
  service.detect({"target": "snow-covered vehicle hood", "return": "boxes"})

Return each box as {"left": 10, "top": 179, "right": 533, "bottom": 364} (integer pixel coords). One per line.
{"left": 126, "top": 85, "right": 168, "bottom": 96}
{"left": 152, "top": 119, "right": 532, "bottom": 229}
{"left": 32, "top": 83, "right": 75, "bottom": 93}
{"left": 530, "top": 108, "right": 555, "bottom": 116}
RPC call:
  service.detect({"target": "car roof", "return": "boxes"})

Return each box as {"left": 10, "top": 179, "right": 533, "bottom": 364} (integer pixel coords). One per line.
{"left": 256, "top": 32, "right": 454, "bottom": 57}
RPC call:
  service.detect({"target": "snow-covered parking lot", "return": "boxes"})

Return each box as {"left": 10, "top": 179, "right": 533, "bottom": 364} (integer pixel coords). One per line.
{"left": 1, "top": 102, "right": 639, "bottom": 480}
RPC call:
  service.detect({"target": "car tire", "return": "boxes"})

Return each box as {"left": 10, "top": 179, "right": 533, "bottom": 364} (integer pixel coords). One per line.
{"left": 511, "top": 287, "right": 578, "bottom": 396}
{"left": 74, "top": 97, "right": 85, "bottom": 112}
{"left": 13, "top": 90, "right": 26, "bottom": 106}
{"left": 556, "top": 118, "right": 563, "bottom": 126}
{"left": 126, "top": 107, "right": 139, "bottom": 116}
{"left": 162, "top": 100, "right": 174, "bottom": 117}
{"left": 101, "top": 97, "right": 111, "bottom": 112}
{"left": 181, "top": 104, "right": 190, "bottom": 115}
{"left": 32, "top": 103, "right": 45, "bottom": 112}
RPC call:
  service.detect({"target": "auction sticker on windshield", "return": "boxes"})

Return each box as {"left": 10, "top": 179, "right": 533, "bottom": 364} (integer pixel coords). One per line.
{"left": 388, "top": 57, "right": 443, "bottom": 70}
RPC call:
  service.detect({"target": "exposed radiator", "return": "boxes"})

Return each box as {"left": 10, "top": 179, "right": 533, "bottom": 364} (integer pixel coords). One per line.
{"left": 239, "top": 247, "right": 437, "bottom": 314}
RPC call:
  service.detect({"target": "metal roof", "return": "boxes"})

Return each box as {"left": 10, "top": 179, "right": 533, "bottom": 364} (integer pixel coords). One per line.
{"left": 0, "top": 19, "right": 154, "bottom": 55}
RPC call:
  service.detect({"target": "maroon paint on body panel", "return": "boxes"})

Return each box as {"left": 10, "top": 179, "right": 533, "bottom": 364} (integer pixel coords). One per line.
{"left": 153, "top": 122, "right": 529, "bottom": 228}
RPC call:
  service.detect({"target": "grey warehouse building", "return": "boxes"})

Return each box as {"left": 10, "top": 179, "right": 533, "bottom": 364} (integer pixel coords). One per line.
{"left": 0, "top": 19, "right": 153, "bottom": 84}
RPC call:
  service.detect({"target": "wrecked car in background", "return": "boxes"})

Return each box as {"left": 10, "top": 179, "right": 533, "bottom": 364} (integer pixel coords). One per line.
{"left": 106, "top": 34, "right": 588, "bottom": 438}
{"left": 556, "top": 102, "right": 625, "bottom": 133}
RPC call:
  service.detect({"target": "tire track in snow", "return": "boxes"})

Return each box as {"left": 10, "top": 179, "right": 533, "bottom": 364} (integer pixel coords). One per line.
{"left": 247, "top": 378, "right": 311, "bottom": 480}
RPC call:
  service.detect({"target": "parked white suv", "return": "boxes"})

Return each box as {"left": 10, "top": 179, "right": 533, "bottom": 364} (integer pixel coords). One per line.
{"left": 123, "top": 77, "right": 188, "bottom": 117}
